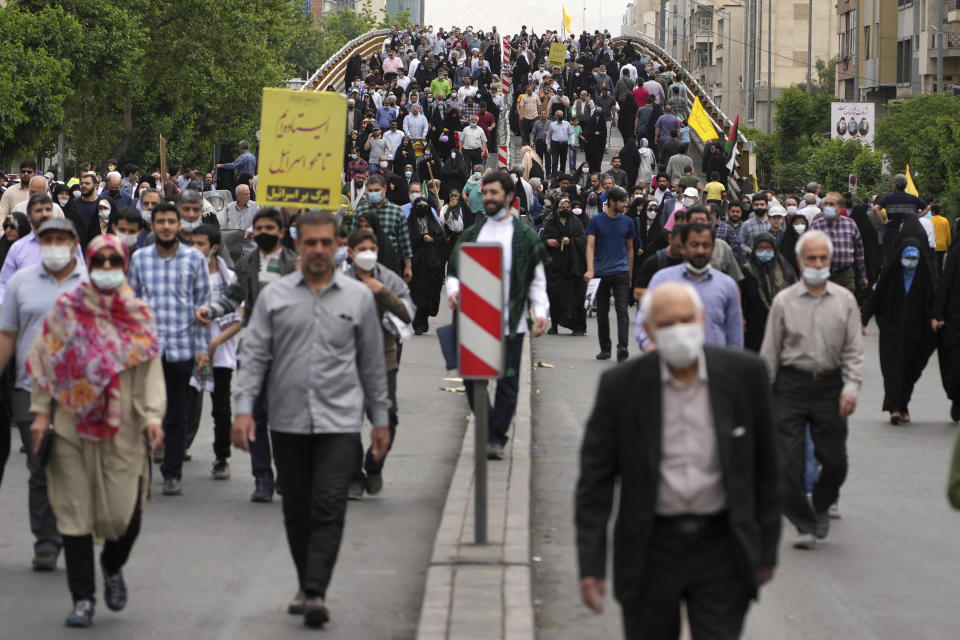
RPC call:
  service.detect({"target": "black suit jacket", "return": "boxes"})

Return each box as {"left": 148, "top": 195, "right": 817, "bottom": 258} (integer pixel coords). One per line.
{"left": 576, "top": 346, "right": 781, "bottom": 602}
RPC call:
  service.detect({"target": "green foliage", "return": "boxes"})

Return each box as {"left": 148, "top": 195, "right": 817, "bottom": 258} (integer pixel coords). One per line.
{"left": 0, "top": 5, "right": 82, "bottom": 166}
{"left": 772, "top": 85, "right": 833, "bottom": 159}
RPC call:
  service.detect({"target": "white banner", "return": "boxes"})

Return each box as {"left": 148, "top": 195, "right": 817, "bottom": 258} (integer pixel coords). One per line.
{"left": 831, "top": 102, "right": 875, "bottom": 147}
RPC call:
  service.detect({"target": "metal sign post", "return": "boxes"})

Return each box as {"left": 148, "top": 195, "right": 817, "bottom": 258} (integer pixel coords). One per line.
{"left": 457, "top": 243, "right": 505, "bottom": 545}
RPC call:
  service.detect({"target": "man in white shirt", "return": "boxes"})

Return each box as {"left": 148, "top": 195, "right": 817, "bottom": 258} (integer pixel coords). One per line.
{"left": 446, "top": 171, "right": 548, "bottom": 460}
{"left": 402, "top": 104, "right": 429, "bottom": 140}
{"left": 459, "top": 115, "right": 488, "bottom": 170}
{"left": 383, "top": 120, "right": 406, "bottom": 162}
{"left": 457, "top": 77, "right": 478, "bottom": 103}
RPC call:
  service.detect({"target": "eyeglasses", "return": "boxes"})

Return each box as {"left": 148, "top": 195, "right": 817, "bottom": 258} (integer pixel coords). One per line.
{"left": 90, "top": 255, "right": 122, "bottom": 268}
{"left": 2, "top": 223, "right": 15, "bottom": 230}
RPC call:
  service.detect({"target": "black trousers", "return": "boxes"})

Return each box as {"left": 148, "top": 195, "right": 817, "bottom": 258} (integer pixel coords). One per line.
{"left": 596, "top": 272, "right": 631, "bottom": 351}
{"left": 621, "top": 515, "right": 750, "bottom": 640}
{"left": 549, "top": 141, "right": 568, "bottom": 175}
{"left": 63, "top": 505, "right": 142, "bottom": 603}
{"left": 185, "top": 367, "right": 233, "bottom": 461}
{"left": 465, "top": 333, "right": 525, "bottom": 446}
{"left": 273, "top": 431, "right": 356, "bottom": 599}
{"left": 535, "top": 140, "right": 551, "bottom": 176}
{"left": 463, "top": 147, "right": 483, "bottom": 170}
{"left": 354, "top": 369, "right": 399, "bottom": 479}
{"left": 774, "top": 369, "right": 848, "bottom": 534}
{"left": 160, "top": 358, "right": 193, "bottom": 480}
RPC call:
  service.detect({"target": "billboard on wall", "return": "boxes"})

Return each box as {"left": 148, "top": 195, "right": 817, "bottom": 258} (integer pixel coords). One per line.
{"left": 831, "top": 102, "right": 875, "bottom": 147}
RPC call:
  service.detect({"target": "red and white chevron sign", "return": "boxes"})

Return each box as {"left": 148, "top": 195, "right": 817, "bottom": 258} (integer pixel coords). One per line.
{"left": 458, "top": 243, "right": 505, "bottom": 379}
{"left": 497, "top": 145, "right": 508, "bottom": 168}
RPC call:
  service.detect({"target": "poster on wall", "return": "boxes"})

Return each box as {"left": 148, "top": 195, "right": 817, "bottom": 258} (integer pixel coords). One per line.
{"left": 831, "top": 102, "right": 875, "bottom": 147}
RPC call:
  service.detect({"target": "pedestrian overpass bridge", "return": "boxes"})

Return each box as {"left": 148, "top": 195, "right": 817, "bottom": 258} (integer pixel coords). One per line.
{"left": 300, "top": 29, "right": 751, "bottom": 195}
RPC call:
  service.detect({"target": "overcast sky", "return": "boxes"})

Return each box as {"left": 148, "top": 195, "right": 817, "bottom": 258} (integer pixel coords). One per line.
{"left": 423, "top": 1, "right": 631, "bottom": 40}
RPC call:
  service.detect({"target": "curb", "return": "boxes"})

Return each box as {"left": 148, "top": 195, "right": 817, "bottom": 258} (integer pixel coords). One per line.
{"left": 416, "top": 338, "right": 535, "bottom": 640}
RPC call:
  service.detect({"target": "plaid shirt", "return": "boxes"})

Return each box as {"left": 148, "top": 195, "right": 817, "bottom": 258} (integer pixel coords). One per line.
{"left": 460, "top": 101, "right": 480, "bottom": 122}
{"left": 128, "top": 243, "right": 210, "bottom": 362}
{"left": 810, "top": 215, "right": 866, "bottom": 282}
{"left": 739, "top": 215, "right": 771, "bottom": 251}
{"left": 352, "top": 200, "right": 413, "bottom": 259}
{"left": 714, "top": 221, "right": 746, "bottom": 265}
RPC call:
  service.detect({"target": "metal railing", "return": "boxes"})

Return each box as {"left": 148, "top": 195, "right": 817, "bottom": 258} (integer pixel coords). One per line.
{"left": 300, "top": 29, "right": 393, "bottom": 92}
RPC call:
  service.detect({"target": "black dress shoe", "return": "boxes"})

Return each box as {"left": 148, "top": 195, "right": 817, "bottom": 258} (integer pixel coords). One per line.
{"left": 546, "top": 326, "right": 558, "bottom": 335}
{"left": 596, "top": 350, "right": 611, "bottom": 360}
{"left": 571, "top": 330, "right": 585, "bottom": 336}
{"left": 617, "top": 348, "right": 628, "bottom": 362}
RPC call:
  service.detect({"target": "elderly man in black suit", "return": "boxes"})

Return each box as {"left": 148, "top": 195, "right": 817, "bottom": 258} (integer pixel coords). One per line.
{"left": 575, "top": 281, "right": 781, "bottom": 639}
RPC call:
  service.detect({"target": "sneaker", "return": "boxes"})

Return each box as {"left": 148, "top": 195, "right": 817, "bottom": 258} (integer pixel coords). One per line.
{"left": 486, "top": 442, "right": 505, "bottom": 460}
{"left": 32, "top": 550, "right": 58, "bottom": 572}
{"left": 65, "top": 599, "right": 95, "bottom": 628}
{"left": 303, "top": 595, "right": 330, "bottom": 628}
{"left": 616, "top": 347, "right": 628, "bottom": 363}
{"left": 251, "top": 476, "right": 274, "bottom": 503}
{"left": 951, "top": 401, "right": 960, "bottom": 423}
{"left": 828, "top": 502, "right": 842, "bottom": 519}
{"left": 347, "top": 478, "right": 365, "bottom": 500}
{"left": 162, "top": 477, "right": 182, "bottom": 496}
{"left": 365, "top": 471, "right": 384, "bottom": 496}
{"left": 793, "top": 533, "right": 817, "bottom": 550}
{"left": 814, "top": 511, "right": 831, "bottom": 539}
{"left": 101, "top": 561, "right": 127, "bottom": 611}
{"left": 596, "top": 350, "right": 611, "bottom": 360}
{"left": 288, "top": 589, "right": 306, "bottom": 615}
{"left": 211, "top": 459, "right": 231, "bottom": 480}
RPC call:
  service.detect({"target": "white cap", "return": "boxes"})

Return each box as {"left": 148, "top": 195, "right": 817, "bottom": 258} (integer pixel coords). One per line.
{"left": 683, "top": 187, "right": 699, "bottom": 198}
{"left": 769, "top": 207, "right": 786, "bottom": 217}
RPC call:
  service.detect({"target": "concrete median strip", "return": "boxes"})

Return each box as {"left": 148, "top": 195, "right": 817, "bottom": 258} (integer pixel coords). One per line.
{"left": 416, "top": 341, "right": 535, "bottom": 640}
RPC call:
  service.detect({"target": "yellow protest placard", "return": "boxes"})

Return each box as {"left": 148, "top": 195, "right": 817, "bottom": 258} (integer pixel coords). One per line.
{"left": 258, "top": 88, "right": 347, "bottom": 209}
{"left": 548, "top": 42, "right": 567, "bottom": 68}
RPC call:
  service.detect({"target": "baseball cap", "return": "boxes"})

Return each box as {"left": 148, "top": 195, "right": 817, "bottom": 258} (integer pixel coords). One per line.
{"left": 37, "top": 218, "right": 78, "bottom": 238}
{"left": 769, "top": 207, "right": 786, "bottom": 217}
{"left": 683, "top": 187, "right": 699, "bottom": 198}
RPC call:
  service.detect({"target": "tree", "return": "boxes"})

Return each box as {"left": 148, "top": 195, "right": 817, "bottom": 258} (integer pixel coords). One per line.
{"left": 0, "top": 5, "right": 81, "bottom": 167}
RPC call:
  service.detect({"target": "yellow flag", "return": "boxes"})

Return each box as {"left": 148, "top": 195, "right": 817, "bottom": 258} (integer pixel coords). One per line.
{"left": 562, "top": 7, "right": 573, "bottom": 34}
{"left": 686, "top": 97, "right": 718, "bottom": 143}
{"left": 905, "top": 164, "right": 919, "bottom": 196}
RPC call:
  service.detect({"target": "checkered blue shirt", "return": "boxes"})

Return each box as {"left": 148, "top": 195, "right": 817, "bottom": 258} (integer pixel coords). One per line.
{"left": 128, "top": 243, "right": 210, "bottom": 362}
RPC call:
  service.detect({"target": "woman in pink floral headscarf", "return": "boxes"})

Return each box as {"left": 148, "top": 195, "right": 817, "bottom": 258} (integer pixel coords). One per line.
{"left": 26, "top": 234, "right": 167, "bottom": 628}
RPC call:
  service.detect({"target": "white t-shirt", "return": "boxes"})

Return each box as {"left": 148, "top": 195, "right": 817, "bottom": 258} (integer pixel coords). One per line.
{"left": 460, "top": 125, "right": 487, "bottom": 150}
{"left": 918, "top": 216, "right": 937, "bottom": 249}
{"left": 209, "top": 260, "right": 241, "bottom": 370}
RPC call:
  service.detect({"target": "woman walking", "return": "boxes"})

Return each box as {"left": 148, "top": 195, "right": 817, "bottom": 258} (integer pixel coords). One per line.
{"left": 26, "top": 235, "right": 165, "bottom": 627}
{"left": 741, "top": 232, "right": 796, "bottom": 351}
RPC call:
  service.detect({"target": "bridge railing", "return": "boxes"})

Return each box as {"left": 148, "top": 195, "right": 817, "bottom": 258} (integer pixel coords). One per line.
{"left": 300, "top": 29, "right": 393, "bottom": 92}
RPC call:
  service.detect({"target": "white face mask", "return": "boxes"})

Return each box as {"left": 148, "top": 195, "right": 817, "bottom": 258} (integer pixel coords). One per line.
{"left": 793, "top": 223, "right": 806, "bottom": 234}
{"left": 40, "top": 244, "right": 72, "bottom": 272}
{"left": 404, "top": 170, "right": 413, "bottom": 178}
{"left": 58, "top": 196, "right": 70, "bottom": 207}
{"left": 353, "top": 249, "right": 378, "bottom": 272}
{"left": 379, "top": 161, "right": 389, "bottom": 168}
{"left": 647, "top": 209, "right": 658, "bottom": 220}
{"left": 682, "top": 197, "right": 696, "bottom": 207}
{"left": 572, "top": 207, "right": 583, "bottom": 216}
{"left": 654, "top": 322, "right": 704, "bottom": 368}
{"left": 98, "top": 206, "right": 111, "bottom": 223}
{"left": 117, "top": 232, "right": 139, "bottom": 248}
{"left": 141, "top": 210, "right": 152, "bottom": 224}
{"left": 802, "top": 266, "right": 831, "bottom": 286}
{"left": 90, "top": 268, "right": 125, "bottom": 291}
{"left": 72, "top": 189, "right": 81, "bottom": 198}
{"left": 180, "top": 219, "right": 200, "bottom": 232}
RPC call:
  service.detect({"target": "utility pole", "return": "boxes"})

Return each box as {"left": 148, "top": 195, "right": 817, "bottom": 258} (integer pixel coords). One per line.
{"left": 938, "top": 0, "right": 945, "bottom": 92}
{"left": 806, "top": 0, "right": 813, "bottom": 93}
{"left": 766, "top": 0, "right": 772, "bottom": 133}
{"left": 726, "top": 8, "right": 732, "bottom": 115}
{"left": 660, "top": 0, "right": 667, "bottom": 47}
{"left": 745, "top": 0, "right": 756, "bottom": 125}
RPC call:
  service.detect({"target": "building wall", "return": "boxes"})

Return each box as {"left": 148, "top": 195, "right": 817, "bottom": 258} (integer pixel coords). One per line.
{"left": 386, "top": 0, "right": 424, "bottom": 24}
{"left": 621, "top": 0, "right": 661, "bottom": 40}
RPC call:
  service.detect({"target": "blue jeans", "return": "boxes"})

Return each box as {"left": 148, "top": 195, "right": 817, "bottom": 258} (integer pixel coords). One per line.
{"left": 804, "top": 425, "right": 818, "bottom": 494}
{"left": 568, "top": 146, "right": 578, "bottom": 172}
{"left": 250, "top": 382, "right": 274, "bottom": 481}
{"left": 465, "top": 333, "right": 525, "bottom": 446}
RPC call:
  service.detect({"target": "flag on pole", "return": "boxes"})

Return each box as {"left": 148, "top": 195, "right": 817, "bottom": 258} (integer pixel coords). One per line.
{"left": 562, "top": 7, "right": 573, "bottom": 34}
{"left": 724, "top": 115, "right": 740, "bottom": 174}
{"left": 686, "top": 97, "right": 718, "bottom": 143}
{"left": 905, "top": 164, "right": 919, "bottom": 196}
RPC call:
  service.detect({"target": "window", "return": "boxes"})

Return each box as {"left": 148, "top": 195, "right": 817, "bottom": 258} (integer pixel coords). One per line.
{"left": 696, "top": 44, "right": 712, "bottom": 68}
{"left": 838, "top": 11, "right": 856, "bottom": 60}
{"left": 897, "top": 38, "right": 912, "bottom": 84}
{"left": 699, "top": 13, "right": 712, "bottom": 34}
{"left": 864, "top": 25, "right": 871, "bottom": 60}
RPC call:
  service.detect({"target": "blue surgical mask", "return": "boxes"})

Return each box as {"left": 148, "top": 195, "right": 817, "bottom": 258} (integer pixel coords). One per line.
{"left": 755, "top": 249, "right": 775, "bottom": 263}
{"left": 490, "top": 208, "right": 509, "bottom": 221}
{"left": 901, "top": 257, "right": 919, "bottom": 270}
{"left": 367, "top": 191, "right": 384, "bottom": 204}
{"left": 822, "top": 206, "right": 837, "bottom": 220}
{"left": 90, "top": 268, "right": 125, "bottom": 291}
{"left": 334, "top": 246, "right": 348, "bottom": 265}
{"left": 180, "top": 219, "right": 200, "bottom": 232}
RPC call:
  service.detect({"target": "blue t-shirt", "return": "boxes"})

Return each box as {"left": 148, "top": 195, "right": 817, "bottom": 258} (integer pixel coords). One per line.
{"left": 587, "top": 213, "right": 636, "bottom": 276}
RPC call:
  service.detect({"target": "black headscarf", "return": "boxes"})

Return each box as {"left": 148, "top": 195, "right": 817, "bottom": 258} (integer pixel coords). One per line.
{"left": 0, "top": 212, "right": 31, "bottom": 267}
{"left": 358, "top": 210, "right": 401, "bottom": 275}
{"left": 743, "top": 231, "right": 797, "bottom": 309}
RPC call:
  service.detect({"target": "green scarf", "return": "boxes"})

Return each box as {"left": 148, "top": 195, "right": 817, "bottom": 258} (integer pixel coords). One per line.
{"left": 448, "top": 216, "right": 550, "bottom": 338}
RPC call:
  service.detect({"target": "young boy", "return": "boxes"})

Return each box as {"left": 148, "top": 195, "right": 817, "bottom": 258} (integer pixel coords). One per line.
{"left": 704, "top": 171, "right": 726, "bottom": 209}
{"left": 185, "top": 224, "right": 242, "bottom": 479}
{"left": 569, "top": 116, "right": 584, "bottom": 175}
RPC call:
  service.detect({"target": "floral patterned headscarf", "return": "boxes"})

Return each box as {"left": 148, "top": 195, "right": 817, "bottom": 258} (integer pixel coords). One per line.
{"left": 26, "top": 235, "right": 159, "bottom": 440}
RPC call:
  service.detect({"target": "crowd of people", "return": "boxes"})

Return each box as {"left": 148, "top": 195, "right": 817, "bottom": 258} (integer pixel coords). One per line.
{"left": 3, "top": 19, "right": 960, "bottom": 639}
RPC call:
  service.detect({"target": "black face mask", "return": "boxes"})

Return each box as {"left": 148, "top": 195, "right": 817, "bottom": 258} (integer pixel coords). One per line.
{"left": 108, "top": 189, "right": 120, "bottom": 198}
{"left": 254, "top": 233, "right": 279, "bottom": 252}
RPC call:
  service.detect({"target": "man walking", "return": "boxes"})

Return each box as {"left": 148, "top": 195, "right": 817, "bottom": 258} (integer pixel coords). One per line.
{"left": 0, "top": 217, "right": 87, "bottom": 570}
{"left": 547, "top": 110, "right": 573, "bottom": 177}
{"left": 576, "top": 282, "right": 781, "bottom": 639}
{"left": 352, "top": 174, "right": 413, "bottom": 282}
{"left": 232, "top": 212, "right": 390, "bottom": 628}
{"left": 585, "top": 187, "right": 636, "bottom": 362}
{"left": 760, "top": 230, "right": 864, "bottom": 549}
{"left": 447, "top": 171, "right": 549, "bottom": 460}
{"left": 809, "top": 192, "right": 867, "bottom": 294}
{"left": 128, "top": 203, "right": 210, "bottom": 496}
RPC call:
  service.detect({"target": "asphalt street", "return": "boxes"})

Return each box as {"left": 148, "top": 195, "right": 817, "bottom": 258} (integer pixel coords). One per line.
{"left": 531, "top": 310, "right": 960, "bottom": 640}
{"left": 0, "top": 312, "right": 466, "bottom": 640}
